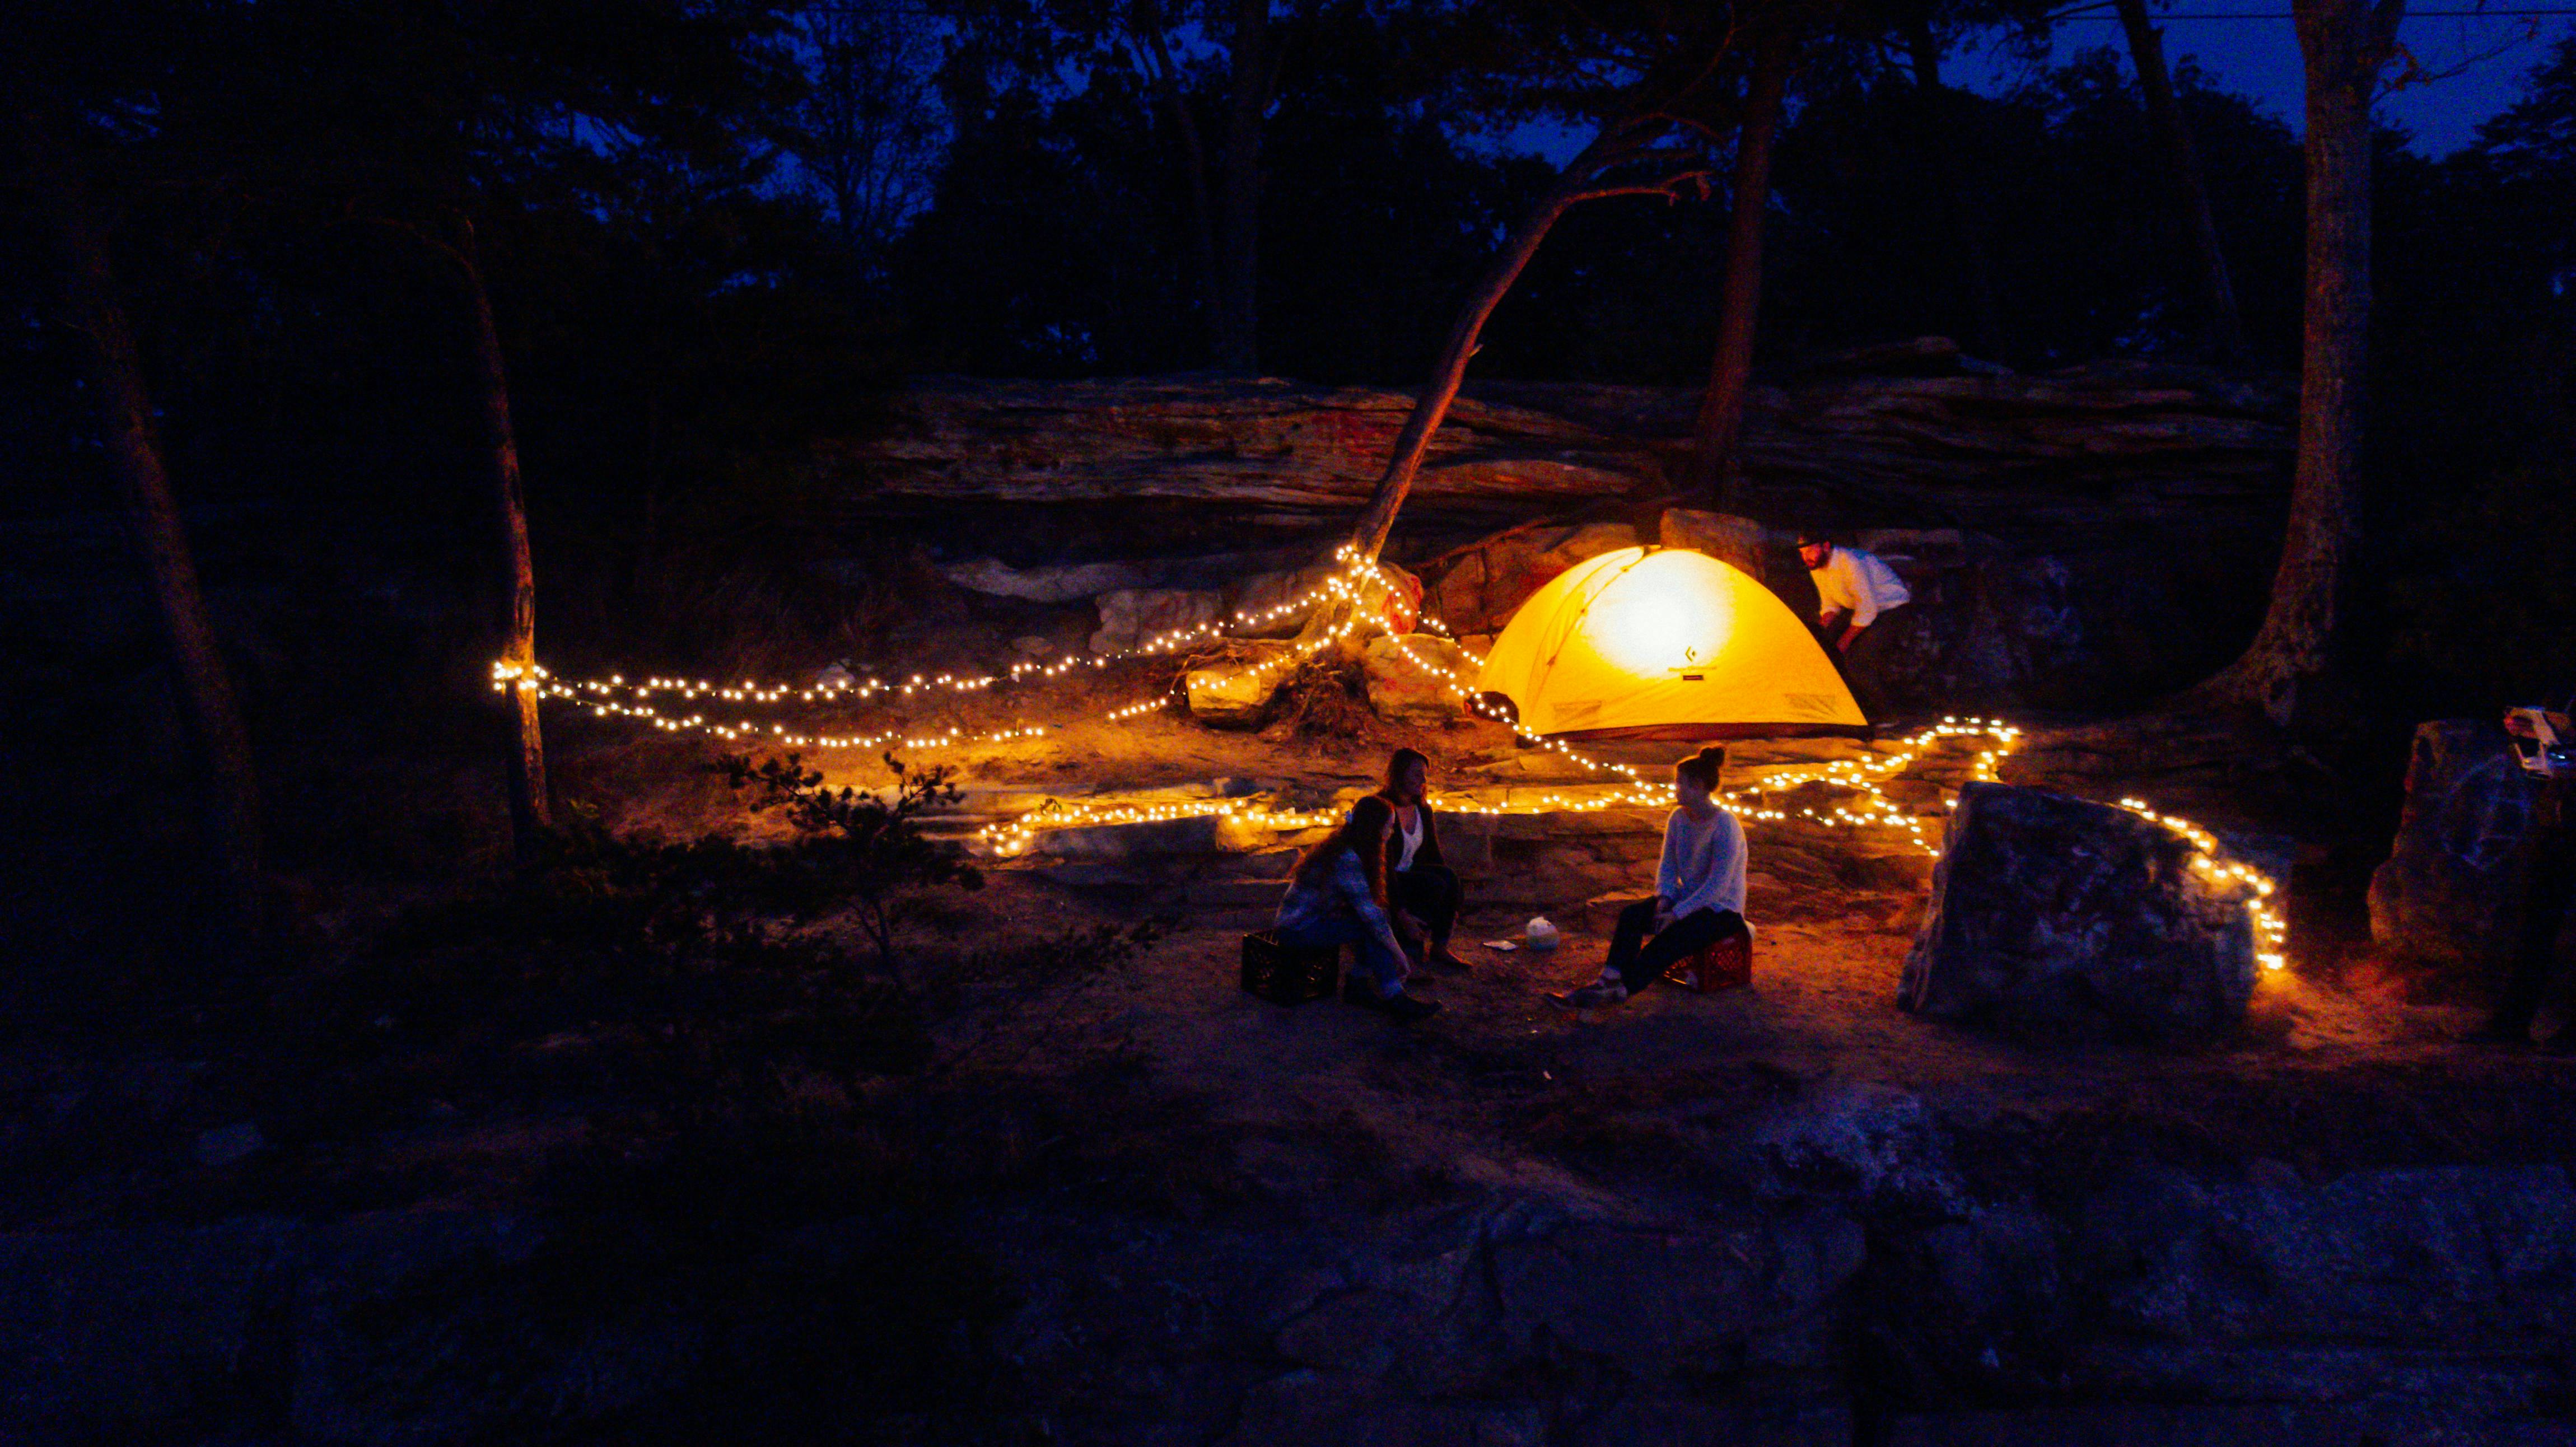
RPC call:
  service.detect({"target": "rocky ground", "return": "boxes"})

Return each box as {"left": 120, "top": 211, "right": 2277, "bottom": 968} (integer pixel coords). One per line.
{"left": 16, "top": 660, "right": 2567, "bottom": 1443}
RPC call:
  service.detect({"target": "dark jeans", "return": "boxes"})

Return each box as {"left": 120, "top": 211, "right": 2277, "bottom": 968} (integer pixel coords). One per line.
{"left": 1276, "top": 915, "right": 1409, "bottom": 997}
{"left": 1606, "top": 899, "right": 1750, "bottom": 993}
{"left": 2489, "top": 827, "right": 2576, "bottom": 1037}
{"left": 1392, "top": 865, "right": 1461, "bottom": 951}
{"left": 1817, "top": 606, "right": 1914, "bottom": 722}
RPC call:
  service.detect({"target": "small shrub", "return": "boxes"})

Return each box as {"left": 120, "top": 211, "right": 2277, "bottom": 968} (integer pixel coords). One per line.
{"left": 715, "top": 751, "right": 986, "bottom": 984}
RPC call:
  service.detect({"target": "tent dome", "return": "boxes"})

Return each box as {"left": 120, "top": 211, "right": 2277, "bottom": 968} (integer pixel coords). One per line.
{"left": 1472, "top": 547, "right": 1867, "bottom": 739}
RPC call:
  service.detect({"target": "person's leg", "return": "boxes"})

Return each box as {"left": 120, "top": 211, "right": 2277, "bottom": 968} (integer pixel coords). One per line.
{"left": 1401, "top": 865, "right": 1464, "bottom": 960}
{"left": 1623, "top": 907, "right": 1735, "bottom": 993}
{"left": 1847, "top": 606, "right": 1926, "bottom": 721}
{"left": 1389, "top": 868, "right": 1435, "bottom": 963}
{"left": 1332, "top": 922, "right": 1436, "bottom": 1020}
{"left": 1280, "top": 917, "right": 1397, "bottom": 996}
{"left": 1355, "top": 931, "right": 1411, "bottom": 997}
{"left": 1273, "top": 918, "right": 1346, "bottom": 953}
{"left": 2495, "top": 829, "right": 2576, "bottom": 1039}
{"left": 1603, "top": 899, "right": 1659, "bottom": 982}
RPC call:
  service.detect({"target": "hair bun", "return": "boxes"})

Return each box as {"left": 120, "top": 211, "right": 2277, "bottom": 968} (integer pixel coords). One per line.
{"left": 1676, "top": 744, "right": 1729, "bottom": 789}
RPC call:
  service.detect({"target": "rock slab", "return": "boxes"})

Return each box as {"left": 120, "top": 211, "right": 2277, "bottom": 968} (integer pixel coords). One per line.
{"left": 1901, "top": 782, "right": 2256, "bottom": 1040}
{"left": 1187, "top": 642, "right": 1299, "bottom": 727}
{"left": 2368, "top": 718, "right": 2555, "bottom": 971}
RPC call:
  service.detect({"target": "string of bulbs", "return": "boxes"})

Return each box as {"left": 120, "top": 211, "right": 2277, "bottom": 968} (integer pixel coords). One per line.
{"left": 493, "top": 548, "right": 2286, "bottom": 970}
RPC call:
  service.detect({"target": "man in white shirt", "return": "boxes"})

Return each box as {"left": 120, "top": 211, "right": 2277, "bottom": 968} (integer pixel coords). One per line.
{"left": 1798, "top": 529, "right": 1915, "bottom": 720}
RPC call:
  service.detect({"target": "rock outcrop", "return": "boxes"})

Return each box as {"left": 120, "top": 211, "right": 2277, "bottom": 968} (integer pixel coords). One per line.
{"left": 20, "top": 1151, "right": 2576, "bottom": 1443}
{"left": 1658, "top": 508, "right": 1768, "bottom": 581}
{"left": 827, "top": 360, "right": 2293, "bottom": 708}
{"left": 1186, "top": 643, "right": 1299, "bottom": 727}
{"left": 829, "top": 366, "right": 2289, "bottom": 533}
{"left": 1901, "top": 782, "right": 2258, "bottom": 1041}
{"left": 822, "top": 376, "right": 1665, "bottom": 519}
{"left": 1420, "top": 521, "right": 1637, "bottom": 637}
{"left": 1360, "top": 634, "right": 1471, "bottom": 725}
{"left": 2369, "top": 718, "right": 2561, "bottom": 971}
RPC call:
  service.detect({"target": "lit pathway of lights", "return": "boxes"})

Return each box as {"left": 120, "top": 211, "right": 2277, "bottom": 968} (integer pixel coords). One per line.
{"left": 495, "top": 547, "right": 2286, "bottom": 970}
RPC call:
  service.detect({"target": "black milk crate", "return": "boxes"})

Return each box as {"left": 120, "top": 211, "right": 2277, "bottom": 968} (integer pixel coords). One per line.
{"left": 1240, "top": 930, "right": 1341, "bottom": 1005}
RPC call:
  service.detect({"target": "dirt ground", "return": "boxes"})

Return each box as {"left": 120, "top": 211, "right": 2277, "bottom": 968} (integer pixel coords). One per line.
{"left": 21, "top": 641, "right": 2576, "bottom": 1445}
{"left": 545, "top": 652, "right": 2572, "bottom": 1219}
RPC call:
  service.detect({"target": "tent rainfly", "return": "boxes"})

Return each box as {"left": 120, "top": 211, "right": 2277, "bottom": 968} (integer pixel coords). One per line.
{"left": 1472, "top": 546, "right": 1869, "bottom": 739}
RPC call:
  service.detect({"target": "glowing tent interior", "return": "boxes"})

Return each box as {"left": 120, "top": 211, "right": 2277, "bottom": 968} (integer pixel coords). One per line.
{"left": 1472, "top": 545, "right": 1869, "bottom": 739}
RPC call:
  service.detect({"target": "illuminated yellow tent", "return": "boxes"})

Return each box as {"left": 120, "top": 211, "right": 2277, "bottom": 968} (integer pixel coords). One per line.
{"left": 1473, "top": 546, "right": 1868, "bottom": 739}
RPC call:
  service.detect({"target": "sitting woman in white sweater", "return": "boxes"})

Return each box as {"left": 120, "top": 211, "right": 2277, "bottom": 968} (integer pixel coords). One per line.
{"left": 1547, "top": 745, "right": 1749, "bottom": 1009}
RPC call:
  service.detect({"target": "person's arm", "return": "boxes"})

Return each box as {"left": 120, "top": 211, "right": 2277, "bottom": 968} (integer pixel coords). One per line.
{"left": 1273, "top": 872, "right": 1315, "bottom": 930}
{"left": 1654, "top": 815, "right": 1684, "bottom": 927}
{"left": 1715, "top": 813, "right": 1747, "bottom": 917}
{"left": 1334, "top": 853, "right": 1410, "bottom": 964}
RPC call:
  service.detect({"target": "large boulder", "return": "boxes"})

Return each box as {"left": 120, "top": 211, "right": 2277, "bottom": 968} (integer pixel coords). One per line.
{"left": 1421, "top": 521, "right": 1637, "bottom": 636}
{"left": 2369, "top": 719, "right": 2560, "bottom": 972}
{"left": 1360, "top": 634, "right": 1471, "bottom": 725}
{"left": 1901, "top": 782, "right": 2260, "bottom": 1041}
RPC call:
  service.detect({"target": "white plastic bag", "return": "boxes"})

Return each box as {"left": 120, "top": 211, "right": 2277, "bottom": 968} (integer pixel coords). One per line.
{"left": 1524, "top": 915, "right": 1560, "bottom": 951}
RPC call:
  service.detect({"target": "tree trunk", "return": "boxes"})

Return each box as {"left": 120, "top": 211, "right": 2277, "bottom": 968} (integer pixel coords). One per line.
{"left": 2115, "top": 0, "right": 2250, "bottom": 360}
{"left": 1214, "top": 0, "right": 1271, "bottom": 374}
{"left": 28, "top": 126, "right": 265, "bottom": 927}
{"left": 1131, "top": 0, "right": 1224, "bottom": 356}
{"left": 1692, "top": 31, "right": 1794, "bottom": 509}
{"left": 459, "top": 236, "right": 551, "bottom": 852}
{"left": 1345, "top": 125, "right": 1682, "bottom": 563}
{"left": 1904, "top": 16, "right": 2009, "bottom": 362}
{"left": 2199, "top": 0, "right": 2401, "bottom": 722}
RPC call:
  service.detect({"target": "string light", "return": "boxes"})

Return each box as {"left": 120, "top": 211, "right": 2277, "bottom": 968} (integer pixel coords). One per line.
{"left": 493, "top": 544, "right": 1408, "bottom": 714}
{"left": 493, "top": 544, "right": 1413, "bottom": 754}
{"left": 976, "top": 796, "right": 1347, "bottom": 857}
{"left": 2117, "top": 797, "right": 2289, "bottom": 971}
{"left": 494, "top": 548, "right": 2286, "bottom": 970}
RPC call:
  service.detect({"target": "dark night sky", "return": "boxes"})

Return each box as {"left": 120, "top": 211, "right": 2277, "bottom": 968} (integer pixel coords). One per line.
{"left": 1497, "top": 13, "right": 2569, "bottom": 166}
{"left": 1960, "top": 11, "right": 2575, "bottom": 156}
